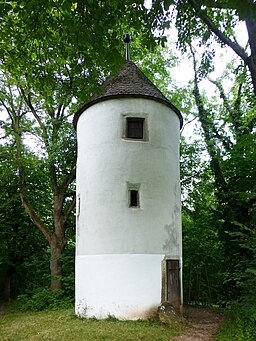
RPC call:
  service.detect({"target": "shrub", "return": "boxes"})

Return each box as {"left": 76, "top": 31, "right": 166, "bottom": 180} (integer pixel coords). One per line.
{"left": 17, "top": 288, "right": 73, "bottom": 311}
{"left": 216, "top": 317, "right": 256, "bottom": 341}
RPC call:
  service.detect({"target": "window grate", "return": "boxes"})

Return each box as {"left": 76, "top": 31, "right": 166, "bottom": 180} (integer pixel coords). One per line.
{"left": 126, "top": 118, "right": 144, "bottom": 139}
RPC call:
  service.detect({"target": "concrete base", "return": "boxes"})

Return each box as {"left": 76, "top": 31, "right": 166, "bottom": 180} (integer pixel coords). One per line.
{"left": 75, "top": 254, "right": 164, "bottom": 319}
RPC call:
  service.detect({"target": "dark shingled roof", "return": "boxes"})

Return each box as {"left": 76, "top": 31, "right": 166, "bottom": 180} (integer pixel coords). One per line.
{"left": 73, "top": 61, "right": 183, "bottom": 128}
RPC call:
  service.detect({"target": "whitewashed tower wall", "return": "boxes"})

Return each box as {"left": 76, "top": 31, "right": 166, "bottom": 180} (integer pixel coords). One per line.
{"left": 74, "top": 62, "right": 183, "bottom": 319}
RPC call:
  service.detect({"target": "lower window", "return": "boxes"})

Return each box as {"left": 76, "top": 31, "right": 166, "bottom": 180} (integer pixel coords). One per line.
{"left": 129, "top": 189, "right": 139, "bottom": 207}
{"left": 127, "top": 183, "right": 140, "bottom": 208}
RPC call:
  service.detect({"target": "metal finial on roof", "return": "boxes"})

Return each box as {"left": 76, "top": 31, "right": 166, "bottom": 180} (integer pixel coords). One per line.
{"left": 124, "top": 33, "right": 131, "bottom": 61}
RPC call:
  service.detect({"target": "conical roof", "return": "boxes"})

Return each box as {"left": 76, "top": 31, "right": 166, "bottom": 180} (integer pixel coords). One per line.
{"left": 73, "top": 61, "right": 182, "bottom": 128}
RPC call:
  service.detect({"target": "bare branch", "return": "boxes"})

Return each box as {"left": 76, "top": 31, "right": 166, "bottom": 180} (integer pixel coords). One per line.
{"left": 0, "top": 98, "right": 13, "bottom": 121}
{"left": 63, "top": 194, "right": 76, "bottom": 229}
{"left": 208, "top": 78, "right": 241, "bottom": 134}
{"left": 20, "top": 88, "right": 47, "bottom": 136}
{"left": 19, "top": 87, "right": 59, "bottom": 193}
{"left": 202, "top": 0, "right": 254, "bottom": 11}
{"left": 20, "top": 191, "right": 53, "bottom": 242}
{"left": 181, "top": 116, "right": 197, "bottom": 134}
{"left": 12, "top": 112, "right": 53, "bottom": 243}
{"left": 0, "top": 133, "right": 9, "bottom": 140}
{"left": 188, "top": 0, "right": 248, "bottom": 63}
{"left": 61, "top": 169, "right": 76, "bottom": 191}
{"left": 190, "top": 43, "right": 228, "bottom": 195}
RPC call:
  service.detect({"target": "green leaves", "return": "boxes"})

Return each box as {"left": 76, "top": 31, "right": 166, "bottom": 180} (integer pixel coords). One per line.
{"left": 163, "top": 0, "right": 174, "bottom": 11}
{"left": 0, "top": 0, "right": 163, "bottom": 293}
{"left": 0, "top": 0, "right": 156, "bottom": 109}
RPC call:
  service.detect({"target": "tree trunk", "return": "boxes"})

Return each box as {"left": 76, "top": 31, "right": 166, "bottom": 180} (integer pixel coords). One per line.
{"left": 188, "top": 0, "right": 256, "bottom": 95}
{"left": 50, "top": 243, "right": 63, "bottom": 291}
{"left": 9, "top": 89, "right": 76, "bottom": 295}
{"left": 4, "top": 266, "right": 14, "bottom": 302}
{"left": 49, "top": 195, "right": 68, "bottom": 291}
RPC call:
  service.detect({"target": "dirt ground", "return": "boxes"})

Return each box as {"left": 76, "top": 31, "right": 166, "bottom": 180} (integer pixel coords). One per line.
{"left": 172, "top": 306, "right": 224, "bottom": 341}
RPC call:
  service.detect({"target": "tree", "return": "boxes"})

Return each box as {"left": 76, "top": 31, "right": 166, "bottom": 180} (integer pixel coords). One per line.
{"left": 0, "top": 144, "right": 49, "bottom": 301}
{"left": 0, "top": 73, "right": 77, "bottom": 291}
{"left": 189, "top": 45, "right": 256, "bottom": 302}
{"left": 143, "top": 0, "right": 256, "bottom": 305}
{"left": 0, "top": 1, "right": 166, "bottom": 291}
{"left": 149, "top": 0, "right": 256, "bottom": 95}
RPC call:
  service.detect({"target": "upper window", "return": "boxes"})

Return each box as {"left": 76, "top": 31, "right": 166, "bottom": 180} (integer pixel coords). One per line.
{"left": 126, "top": 117, "right": 144, "bottom": 139}
{"left": 122, "top": 114, "right": 148, "bottom": 141}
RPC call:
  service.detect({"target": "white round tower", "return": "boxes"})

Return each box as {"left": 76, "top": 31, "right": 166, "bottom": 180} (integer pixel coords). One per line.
{"left": 74, "top": 61, "right": 183, "bottom": 319}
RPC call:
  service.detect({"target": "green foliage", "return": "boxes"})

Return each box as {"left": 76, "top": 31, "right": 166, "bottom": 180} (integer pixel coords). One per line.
{"left": 216, "top": 317, "right": 256, "bottom": 341}
{"left": 224, "top": 258, "right": 256, "bottom": 322}
{"left": 16, "top": 288, "right": 73, "bottom": 311}
{"left": 0, "top": 0, "right": 159, "bottom": 107}
{"left": 149, "top": 0, "right": 256, "bottom": 94}
{"left": 181, "top": 138, "right": 225, "bottom": 304}
{"left": 180, "top": 19, "right": 256, "bottom": 307}
{"left": 0, "top": 144, "right": 48, "bottom": 299}
{"left": 0, "top": 0, "right": 255, "bottom": 319}
{"left": 0, "top": 0, "right": 169, "bottom": 294}
{"left": 61, "top": 241, "right": 75, "bottom": 297}
{"left": 0, "top": 136, "right": 76, "bottom": 298}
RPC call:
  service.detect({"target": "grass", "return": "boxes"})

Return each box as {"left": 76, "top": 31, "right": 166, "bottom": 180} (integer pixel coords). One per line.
{"left": 215, "top": 317, "right": 256, "bottom": 341}
{"left": 0, "top": 305, "right": 184, "bottom": 341}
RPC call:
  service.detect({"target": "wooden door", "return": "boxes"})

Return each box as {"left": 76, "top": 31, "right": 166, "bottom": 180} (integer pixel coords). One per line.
{"left": 166, "top": 260, "right": 181, "bottom": 308}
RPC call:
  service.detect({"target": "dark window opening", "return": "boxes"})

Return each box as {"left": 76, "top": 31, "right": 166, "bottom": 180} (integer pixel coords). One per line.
{"left": 129, "top": 189, "right": 139, "bottom": 207}
{"left": 126, "top": 118, "right": 144, "bottom": 139}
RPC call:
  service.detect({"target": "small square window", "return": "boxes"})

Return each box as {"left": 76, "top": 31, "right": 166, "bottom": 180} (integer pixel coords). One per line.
{"left": 129, "top": 189, "right": 139, "bottom": 208}
{"left": 126, "top": 118, "right": 144, "bottom": 139}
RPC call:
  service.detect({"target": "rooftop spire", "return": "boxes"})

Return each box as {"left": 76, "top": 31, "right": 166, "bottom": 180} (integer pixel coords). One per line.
{"left": 123, "top": 33, "right": 131, "bottom": 61}
{"left": 73, "top": 62, "right": 183, "bottom": 129}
